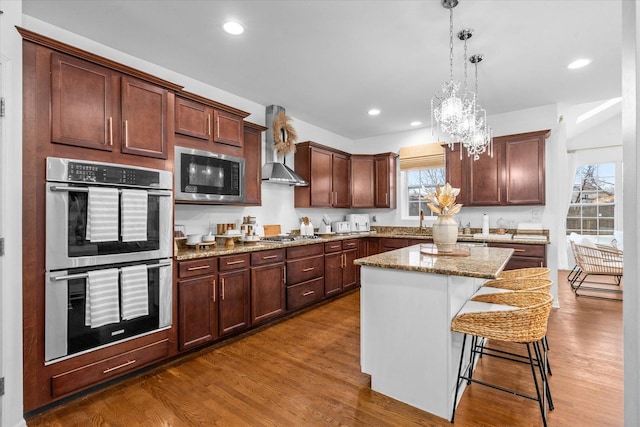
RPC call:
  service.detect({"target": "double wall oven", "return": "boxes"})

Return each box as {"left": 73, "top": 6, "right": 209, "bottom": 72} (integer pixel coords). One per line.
{"left": 45, "top": 157, "right": 173, "bottom": 363}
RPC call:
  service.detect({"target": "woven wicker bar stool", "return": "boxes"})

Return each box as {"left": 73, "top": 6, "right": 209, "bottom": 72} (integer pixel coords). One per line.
{"left": 496, "top": 266, "right": 550, "bottom": 280}
{"left": 451, "top": 291, "right": 554, "bottom": 426}
{"left": 473, "top": 278, "right": 555, "bottom": 400}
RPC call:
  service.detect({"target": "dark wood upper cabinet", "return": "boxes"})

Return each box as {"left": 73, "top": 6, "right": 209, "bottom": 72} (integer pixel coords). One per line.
{"left": 374, "top": 153, "right": 398, "bottom": 209}
{"left": 243, "top": 122, "right": 267, "bottom": 206}
{"left": 446, "top": 130, "right": 549, "bottom": 206}
{"left": 121, "top": 76, "right": 169, "bottom": 159}
{"left": 351, "top": 155, "right": 375, "bottom": 208}
{"left": 51, "top": 52, "right": 116, "bottom": 151}
{"left": 174, "top": 93, "right": 249, "bottom": 149}
{"left": 295, "top": 141, "right": 351, "bottom": 208}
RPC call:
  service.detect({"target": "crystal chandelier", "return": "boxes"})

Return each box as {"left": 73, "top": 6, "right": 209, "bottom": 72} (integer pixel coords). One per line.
{"left": 431, "top": 0, "right": 492, "bottom": 161}
{"left": 463, "top": 54, "right": 493, "bottom": 160}
{"left": 431, "top": 0, "right": 465, "bottom": 148}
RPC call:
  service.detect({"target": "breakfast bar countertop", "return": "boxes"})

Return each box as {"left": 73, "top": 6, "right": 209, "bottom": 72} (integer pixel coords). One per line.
{"left": 354, "top": 244, "right": 514, "bottom": 279}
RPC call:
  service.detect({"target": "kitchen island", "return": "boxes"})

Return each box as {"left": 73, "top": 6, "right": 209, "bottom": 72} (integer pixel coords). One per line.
{"left": 355, "top": 244, "right": 513, "bottom": 420}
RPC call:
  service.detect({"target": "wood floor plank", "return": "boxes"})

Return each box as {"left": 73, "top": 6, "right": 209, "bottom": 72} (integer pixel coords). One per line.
{"left": 26, "top": 271, "right": 622, "bottom": 426}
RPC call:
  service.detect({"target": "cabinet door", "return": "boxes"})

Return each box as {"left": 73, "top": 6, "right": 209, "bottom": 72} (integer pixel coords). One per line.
{"left": 310, "top": 148, "right": 333, "bottom": 207}
{"left": 175, "top": 97, "right": 211, "bottom": 140}
{"left": 51, "top": 52, "right": 115, "bottom": 151}
{"left": 468, "top": 141, "right": 503, "bottom": 206}
{"left": 374, "top": 154, "right": 396, "bottom": 208}
{"left": 351, "top": 155, "right": 375, "bottom": 208}
{"left": 178, "top": 275, "right": 217, "bottom": 351}
{"left": 332, "top": 153, "right": 351, "bottom": 207}
{"left": 121, "top": 76, "right": 168, "bottom": 159}
{"left": 219, "top": 269, "right": 250, "bottom": 336}
{"left": 445, "top": 144, "right": 469, "bottom": 205}
{"left": 505, "top": 136, "right": 545, "bottom": 205}
{"left": 250, "top": 263, "right": 285, "bottom": 325}
{"left": 324, "top": 251, "right": 343, "bottom": 297}
{"left": 213, "top": 109, "right": 244, "bottom": 147}
{"left": 342, "top": 249, "right": 358, "bottom": 291}
{"left": 243, "top": 126, "right": 262, "bottom": 205}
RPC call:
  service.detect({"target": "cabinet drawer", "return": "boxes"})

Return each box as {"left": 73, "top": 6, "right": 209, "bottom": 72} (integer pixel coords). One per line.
{"left": 251, "top": 248, "right": 285, "bottom": 266}
{"left": 51, "top": 339, "right": 168, "bottom": 398}
{"left": 324, "top": 241, "right": 343, "bottom": 253}
{"left": 219, "top": 253, "right": 250, "bottom": 271}
{"left": 178, "top": 258, "right": 217, "bottom": 278}
{"left": 342, "top": 239, "right": 359, "bottom": 250}
{"left": 286, "top": 243, "right": 324, "bottom": 259}
{"left": 490, "top": 243, "right": 546, "bottom": 258}
{"left": 382, "top": 238, "right": 409, "bottom": 250}
{"left": 287, "top": 255, "right": 324, "bottom": 284}
{"left": 287, "top": 277, "right": 324, "bottom": 310}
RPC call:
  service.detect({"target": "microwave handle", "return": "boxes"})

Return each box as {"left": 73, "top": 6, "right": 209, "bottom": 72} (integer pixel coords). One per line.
{"left": 50, "top": 185, "right": 171, "bottom": 197}
{"left": 50, "top": 261, "right": 172, "bottom": 281}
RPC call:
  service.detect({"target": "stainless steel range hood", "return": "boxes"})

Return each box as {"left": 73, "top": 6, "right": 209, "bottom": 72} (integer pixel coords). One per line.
{"left": 262, "top": 105, "right": 308, "bottom": 186}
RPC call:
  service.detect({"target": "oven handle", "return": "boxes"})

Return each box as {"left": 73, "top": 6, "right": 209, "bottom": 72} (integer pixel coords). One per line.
{"left": 50, "top": 261, "right": 172, "bottom": 281}
{"left": 49, "top": 185, "right": 172, "bottom": 197}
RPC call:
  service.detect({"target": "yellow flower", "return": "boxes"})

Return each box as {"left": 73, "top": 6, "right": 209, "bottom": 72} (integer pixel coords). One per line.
{"left": 424, "top": 183, "right": 463, "bottom": 215}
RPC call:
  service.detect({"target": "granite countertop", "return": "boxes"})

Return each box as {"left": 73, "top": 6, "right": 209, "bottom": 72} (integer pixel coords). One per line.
{"left": 174, "top": 227, "right": 547, "bottom": 261}
{"left": 354, "top": 244, "right": 514, "bottom": 279}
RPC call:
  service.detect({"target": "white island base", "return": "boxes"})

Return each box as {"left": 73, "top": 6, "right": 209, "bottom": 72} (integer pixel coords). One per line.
{"left": 360, "top": 265, "right": 485, "bottom": 420}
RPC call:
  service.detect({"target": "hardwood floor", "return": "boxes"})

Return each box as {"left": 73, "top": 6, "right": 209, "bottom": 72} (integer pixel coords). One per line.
{"left": 27, "top": 271, "right": 622, "bottom": 426}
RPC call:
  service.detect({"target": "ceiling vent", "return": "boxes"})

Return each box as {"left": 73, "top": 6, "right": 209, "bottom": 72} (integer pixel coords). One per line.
{"left": 261, "top": 105, "right": 308, "bottom": 186}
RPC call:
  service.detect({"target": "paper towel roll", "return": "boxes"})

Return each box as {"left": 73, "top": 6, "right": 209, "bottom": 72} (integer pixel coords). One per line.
{"left": 482, "top": 214, "right": 490, "bottom": 235}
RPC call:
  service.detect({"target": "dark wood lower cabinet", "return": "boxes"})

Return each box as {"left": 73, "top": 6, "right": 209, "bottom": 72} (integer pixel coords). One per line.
{"left": 178, "top": 275, "right": 218, "bottom": 351}
{"left": 219, "top": 268, "right": 251, "bottom": 336}
{"left": 250, "top": 262, "right": 286, "bottom": 325}
{"left": 488, "top": 242, "right": 547, "bottom": 270}
{"left": 324, "top": 251, "right": 344, "bottom": 297}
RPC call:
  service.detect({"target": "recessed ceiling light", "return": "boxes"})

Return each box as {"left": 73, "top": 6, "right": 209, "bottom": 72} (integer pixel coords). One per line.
{"left": 223, "top": 21, "right": 245, "bottom": 35}
{"left": 368, "top": 109, "right": 381, "bottom": 116}
{"left": 568, "top": 58, "right": 591, "bottom": 69}
{"left": 410, "top": 121, "right": 422, "bottom": 127}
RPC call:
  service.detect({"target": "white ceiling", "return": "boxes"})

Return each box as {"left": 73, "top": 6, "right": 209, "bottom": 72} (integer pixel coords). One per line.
{"left": 21, "top": 0, "right": 622, "bottom": 140}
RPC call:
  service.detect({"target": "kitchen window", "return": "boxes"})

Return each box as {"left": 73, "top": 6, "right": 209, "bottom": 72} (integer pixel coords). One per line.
{"left": 566, "top": 163, "right": 615, "bottom": 236}
{"left": 399, "top": 143, "right": 446, "bottom": 219}
{"left": 406, "top": 167, "right": 446, "bottom": 217}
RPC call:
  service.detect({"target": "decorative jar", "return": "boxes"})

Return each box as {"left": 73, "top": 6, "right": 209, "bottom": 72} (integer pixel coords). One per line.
{"left": 432, "top": 214, "right": 458, "bottom": 252}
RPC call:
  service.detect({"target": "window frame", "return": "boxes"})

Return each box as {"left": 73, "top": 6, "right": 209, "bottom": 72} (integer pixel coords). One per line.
{"left": 400, "top": 166, "right": 446, "bottom": 221}
{"left": 566, "top": 162, "right": 616, "bottom": 236}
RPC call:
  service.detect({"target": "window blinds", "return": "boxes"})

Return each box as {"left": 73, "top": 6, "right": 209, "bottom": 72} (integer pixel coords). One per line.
{"left": 398, "top": 143, "right": 445, "bottom": 170}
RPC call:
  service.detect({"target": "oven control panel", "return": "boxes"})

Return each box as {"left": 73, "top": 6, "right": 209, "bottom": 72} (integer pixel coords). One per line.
{"left": 67, "top": 161, "right": 160, "bottom": 187}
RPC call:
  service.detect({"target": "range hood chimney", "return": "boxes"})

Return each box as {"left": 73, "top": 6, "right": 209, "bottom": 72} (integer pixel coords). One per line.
{"left": 262, "top": 105, "right": 308, "bottom": 186}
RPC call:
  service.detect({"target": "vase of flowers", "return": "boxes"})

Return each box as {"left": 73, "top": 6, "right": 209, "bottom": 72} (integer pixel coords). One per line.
{"left": 425, "top": 183, "right": 463, "bottom": 253}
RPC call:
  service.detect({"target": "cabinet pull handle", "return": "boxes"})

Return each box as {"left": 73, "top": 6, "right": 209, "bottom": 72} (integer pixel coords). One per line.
{"left": 207, "top": 114, "right": 211, "bottom": 136}
{"left": 330, "top": 245, "right": 340, "bottom": 249}
{"left": 282, "top": 266, "right": 286, "bottom": 284}
{"left": 212, "top": 278, "right": 216, "bottom": 302}
{"left": 216, "top": 116, "right": 220, "bottom": 136}
{"left": 342, "top": 253, "right": 346, "bottom": 268}
{"left": 225, "top": 260, "right": 246, "bottom": 265}
{"left": 302, "top": 290, "right": 315, "bottom": 297}
{"left": 514, "top": 249, "right": 526, "bottom": 253}
{"left": 262, "top": 255, "right": 278, "bottom": 260}
{"left": 108, "top": 117, "right": 113, "bottom": 146}
{"left": 302, "top": 267, "right": 314, "bottom": 272}
{"left": 221, "top": 278, "right": 225, "bottom": 300}
{"left": 103, "top": 359, "right": 136, "bottom": 374}
{"left": 187, "top": 265, "right": 210, "bottom": 271}
{"left": 124, "top": 120, "right": 128, "bottom": 146}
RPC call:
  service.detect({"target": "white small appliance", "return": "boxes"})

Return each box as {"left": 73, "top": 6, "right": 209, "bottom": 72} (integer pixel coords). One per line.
{"left": 331, "top": 221, "right": 351, "bottom": 234}
{"left": 346, "top": 214, "right": 370, "bottom": 233}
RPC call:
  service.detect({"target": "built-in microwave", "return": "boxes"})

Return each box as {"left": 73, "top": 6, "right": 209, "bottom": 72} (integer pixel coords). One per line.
{"left": 174, "top": 146, "right": 245, "bottom": 203}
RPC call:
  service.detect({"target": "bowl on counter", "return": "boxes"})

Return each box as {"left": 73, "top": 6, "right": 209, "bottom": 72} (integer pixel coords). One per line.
{"left": 202, "top": 233, "right": 216, "bottom": 243}
{"left": 186, "top": 234, "right": 203, "bottom": 245}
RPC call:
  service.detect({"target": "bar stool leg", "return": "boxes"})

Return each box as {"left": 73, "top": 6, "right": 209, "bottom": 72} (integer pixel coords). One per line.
{"left": 534, "top": 340, "right": 554, "bottom": 411}
{"left": 527, "top": 343, "right": 548, "bottom": 427}
{"left": 451, "top": 334, "right": 468, "bottom": 423}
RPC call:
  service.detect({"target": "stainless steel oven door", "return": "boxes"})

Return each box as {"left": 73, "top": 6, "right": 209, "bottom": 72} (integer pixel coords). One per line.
{"left": 45, "top": 259, "right": 172, "bottom": 363}
{"left": 46, "top": 183, "right": 172, "bottom": 270}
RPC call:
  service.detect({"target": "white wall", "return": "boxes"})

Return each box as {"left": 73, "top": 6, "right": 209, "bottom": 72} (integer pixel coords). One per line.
{"left": 0, "top": 1, "right": 26, "bottom": 426}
